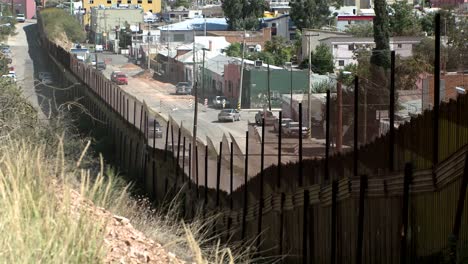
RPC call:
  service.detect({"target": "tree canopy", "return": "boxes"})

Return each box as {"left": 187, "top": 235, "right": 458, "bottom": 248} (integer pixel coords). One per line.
{"left": 370, "top": 0, "right": 390, "bottom": 68}
{"left": 388, "top": 2, "right": 422, "bottom": 36}
{"left": 300, "top": 43, "right": 334, "bottom": 74}
{"left": 345, "top": 23, "right": 373, "bottom": 37}
{"left": 221, "top": 0, "right": 268, "bottom": 30}
{"left": 289, "top": 0, "right": 331, "bottom": 30}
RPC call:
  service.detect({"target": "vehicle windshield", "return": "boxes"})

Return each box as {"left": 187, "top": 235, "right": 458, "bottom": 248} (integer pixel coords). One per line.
{"left": 221, "top": 109, "right": 232, "bottom": 113}
{"left": 117, "top": 74, "right": 126, "bottom": 78}
{"left": 290, "top": 123, "right": 299, "bottom": 128}
{"left": 177, "top": 82, "right": 189, "bottom": 86}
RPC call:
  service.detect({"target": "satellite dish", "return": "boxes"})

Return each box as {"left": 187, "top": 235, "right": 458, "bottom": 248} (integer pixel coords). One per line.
{"left": 255, "top": 44, "right": 262, "bottom": 52}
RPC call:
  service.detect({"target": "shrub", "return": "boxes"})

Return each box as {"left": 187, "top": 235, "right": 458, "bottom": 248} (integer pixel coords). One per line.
{"left": 41, "top": 8, "right": 86, "bottom": 43}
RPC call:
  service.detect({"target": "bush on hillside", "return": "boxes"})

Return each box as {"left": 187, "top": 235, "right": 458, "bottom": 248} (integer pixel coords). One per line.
{"left": 41, "top": 8, "right": 86, "bottom": 43}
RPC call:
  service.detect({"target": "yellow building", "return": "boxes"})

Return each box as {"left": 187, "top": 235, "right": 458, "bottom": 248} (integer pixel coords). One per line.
{"left": 82, "top": 0, "right": 161, "bottom": 25}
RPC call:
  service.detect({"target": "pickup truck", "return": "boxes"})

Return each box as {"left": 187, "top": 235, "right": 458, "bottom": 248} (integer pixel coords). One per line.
{"left": 284, "top": 122, "right": 309, "bottom": 137}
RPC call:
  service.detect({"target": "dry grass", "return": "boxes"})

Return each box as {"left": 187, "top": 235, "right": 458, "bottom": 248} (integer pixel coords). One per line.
{"left": 0, "top": 73, "right": 259, "bottom": 263}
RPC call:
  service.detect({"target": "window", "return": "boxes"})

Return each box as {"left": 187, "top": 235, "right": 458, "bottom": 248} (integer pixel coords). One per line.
{"left": 107, "top": 0, "right": 111, "bottom": 3}
{"left": 272, "top": 23, "right": 276, "bottom": 28}
{"left": 148, "top": 0, "right": 152, "bottom": 3}
{"left": 348, "top": 44, "right": 355, "bottom": 51}
{"left": 334, "top": 44, "right": 338, "bottom": 49}
{"left": 173, "top": 34, "right": 185, "bottom": 42}
{"left": 338, "top": 60, "right": 345, "bottom": 66}
{"left": 88, "top": 0, "right": 94, "bottom": 3}
{"left": 117, "top": 0, "right": 121, "bottom": 3}
{"left": 137, "top": 0, "right": 142, "bottom": 3}
{"left": 397, "top": 43, "right": 402, "bottom": 48}
{"left": 127, "top": 0, "right": 131, "bottom": 3}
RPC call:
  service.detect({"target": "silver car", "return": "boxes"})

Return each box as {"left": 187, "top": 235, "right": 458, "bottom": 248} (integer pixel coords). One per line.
{"left": 218, "top": 109, "right": 241, "bottom": 122}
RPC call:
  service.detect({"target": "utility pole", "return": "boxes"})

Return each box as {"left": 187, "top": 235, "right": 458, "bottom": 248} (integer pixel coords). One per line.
{"left": 237, "top": 30, "right": 246, "bottom": 110}
{"left": 290, "top": 63, "right": 293, "bottom": 117}
{"left": 336, "top": 80, "right": 342, "bottom": 152}
{"left": 267, "top": 63, "right": 271, "bottom": 111}
{"left": 191, "top": 32, "right": 198, "bottom": 182}
{"left": 147, "top": 22, "right": 151, "bottom": 70}
{"left": 202, "top": 48, "right": 206, "bottom": 100}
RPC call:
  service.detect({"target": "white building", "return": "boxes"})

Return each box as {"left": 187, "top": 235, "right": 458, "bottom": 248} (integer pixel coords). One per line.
{"left": 261, "top": 14, "right": 292, "bottom": 40}
{"left": 319, "top": 36, "right": 423, "bottom": 69}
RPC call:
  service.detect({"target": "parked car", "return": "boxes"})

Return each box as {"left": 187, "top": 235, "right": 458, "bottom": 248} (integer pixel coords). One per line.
{"left": 96, "top": 61, "right": 106, "bottom": 70}
{"left": 218, "top": 109, "right": 241, "bottom": 122}
{"left": 144, "top": 17, "right": 156, "bottom": 23}
{"left": 148, "top": 118, "right": 163, "bottom": 139}
{"left": 38, "top": 72, "right": 53, "bottom": 84}
{"left": 273, "top": 117, "right": 293, "bottom": 132}
{"left": 212, "top": 96, "right": 231, "bottom": 109}
{"left": 284, "top": 122, "right": 308, "bottom": 137}
{"left": 111, "top": 71, "right": 128, "bottom": 85}
{"left": 95, "top": 45, "right": 103, "bottom": 52}
{"left": 15, "top": 14, "right": 25, "bottom": 23}
{"left": 175, "top": 82, "right": 192, "bottom": 95}
{"left": 2, "top": 71, "right": 16, "bottom": 82}
{"left": 255, "top": 110, "right": 276, "bottom": 126}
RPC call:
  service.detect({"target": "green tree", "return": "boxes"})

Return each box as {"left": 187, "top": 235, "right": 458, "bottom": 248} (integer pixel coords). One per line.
{"left": 221, "top": 0, "right": 267, "bottom": 30}
{"left": 370, "top": 0, "right": 390, "bottom": 68}
{"left": 225, "top": 43, "right": 242, "bottom": 57}
{"left": 300, "top": 43, "right": 334, "bottom": 74}
{"left": 388, "top": 2, "right": 422, "bottom": 36}
{"left": 263, "top": 36, "right": 293, "bottom": 66}
{"left": 174, "top": 0, "right": 190, "bottom": 8}
{"left": 289, "top": 0, "right": 331, "bottom": 30}
{"left": 345, "top": 23, "right": 373, "bottom": 37}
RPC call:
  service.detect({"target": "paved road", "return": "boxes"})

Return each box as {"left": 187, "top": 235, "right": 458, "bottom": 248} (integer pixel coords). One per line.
{"left": 97, "top": 53, "right": 256, "bottom": 153}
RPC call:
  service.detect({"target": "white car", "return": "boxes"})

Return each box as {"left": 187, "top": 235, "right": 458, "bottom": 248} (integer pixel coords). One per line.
{"left": 2, "top": 71, "right": 17, "bottom": 82}
{"left": 15, "top": 14, "right": 25, "bottom": 23}
{"left": 218, "top": 109, "right": 241, "bottom": 122}
{"left": 38, "top": 72, "right": 53, "bottom": 84}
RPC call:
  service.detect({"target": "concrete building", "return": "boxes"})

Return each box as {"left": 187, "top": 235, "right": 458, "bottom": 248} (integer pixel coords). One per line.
{"left": 81, "top": 0, "right": 161, "bottom": 26}
{"left": 319, "top": 36, "right": 423, "bottom": 69}
{"left": 208, "top": 28, "right": 272, "bottom": 52}
{"left": 162, "top": 8, "right": 203, "bottom": 23}
{"left": 159, "top": 18, "right": 228, "bottom": 43}
{"left": 300, "top": 29, "right": 351, "bottom": 62}
{"left": 260, "top": 13, "right": 294, "bottom": 40}
{"left": 90, "top": 6, "right": 144, "bottom": 45}
{"left": 336, "top": 15, "right": 374, "bottom": 31}
{"left": 7, "top": 0, "right": 36, "bottom": 19}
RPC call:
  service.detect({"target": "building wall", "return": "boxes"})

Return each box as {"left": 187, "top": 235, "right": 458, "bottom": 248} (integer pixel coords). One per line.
{"left": 82, "top": 0, "right": 161, "bottom": 25}
{"left": 12, "top": 0, "right": 36, "bottom": 19}
{"left": 90, "top": 8, "right": 144, "bottom": 42}
{"left": 263, "top": 16, "right": 290, "bottom": 40}
{"left": 300, "top": 30, "right": 351, "bottom": 62}
{"left": 422, "top": 73, "right": 468, "bottom": 110}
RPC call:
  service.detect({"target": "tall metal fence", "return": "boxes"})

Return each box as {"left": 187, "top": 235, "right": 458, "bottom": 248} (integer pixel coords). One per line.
{"left": 37, "top": 13, "right": 468, "bottom": 263}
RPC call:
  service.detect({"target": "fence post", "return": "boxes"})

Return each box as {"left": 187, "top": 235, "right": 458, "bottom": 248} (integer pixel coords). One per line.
{"left": 133, "top": 101, "right": 136, "bottom": 126}
{"left": 299, "top": 103, "right": 303, "bottom": 186}
{"left": 230, "top": 141, "right": 234, "bottom": 210}
{"left": 164, "top": 121, "right": 169, "bottom": 161}
{"left": 278, "top": 111, "right": 282, "bottom": 189}
{"left": 330, "top": 180, "right": 338, "bottom": 264}
{"left": 325, "top": 90, "right": 330, "bottom": 182}
{"left": 449, "top": 152, "right": 468, "bottom": 262}
{"left": 152, "top": 160, "right": 157, "bottom": 200}
{"left": 216, "top": 142, "right": 223, "bottom": 207}
{"left": 139, "top": 105, "right": 143, "bottom": 132}
{"left": 279, "top": 192, "right": 286, "bottom": 260}
{"left": 126, "top": 98, "right": 129, "bottom": 121}
{"left": 204, "top": 145, "right": 208, "bottom": 209}
{"left": 128, "top": 139, "right": 133, "bottom": 174}
{"left": 242, "top": 130, "right": 249, "bottom": 240}
{"left": 188, "top": 143, "right": 192, "bottom": 189}
{"left": 433, "top": 13, "right": 441, "bottom": 167}
{"left": 354, "top": 77, "right": 359, "bottom": 177}
{"left": 356, "top": 175, "right": 368, "bottom": 264}
{"left": 175, "top": 127, "right": 181, "bottom": 186}
{"left": 182, "top": 137, "right": 186, "bottom": 183}
{"left": 400, "top": 163, "right": 413, "bottom": 264}
{"left": 153, "top": 119, "right": 156, "bottom": 149}
{"left": 196, "top": 145, "right": 199, "bottom": 198}
{"left": 389, "top": 51, "right": 396, "bottom": 172}
{"left": 302, "top": 190, "right": 310, "bottom": 264}
{"left": 257, "top": 117, "right": 266, "bottom": 249}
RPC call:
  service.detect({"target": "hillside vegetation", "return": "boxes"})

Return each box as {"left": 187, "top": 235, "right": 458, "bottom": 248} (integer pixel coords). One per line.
{"left": 41, "top": 8, "right": 86, "bottom": 44}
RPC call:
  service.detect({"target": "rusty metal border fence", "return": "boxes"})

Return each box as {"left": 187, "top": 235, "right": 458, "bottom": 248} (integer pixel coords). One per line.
{"left": 37, "top": 13, "right": 468, "bottom": 263}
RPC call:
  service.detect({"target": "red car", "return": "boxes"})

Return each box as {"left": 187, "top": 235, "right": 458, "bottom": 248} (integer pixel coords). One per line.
{"left": 111, "top": 71, "right": 128, "bottom": 85}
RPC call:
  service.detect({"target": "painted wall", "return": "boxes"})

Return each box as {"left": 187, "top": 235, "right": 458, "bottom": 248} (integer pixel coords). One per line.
{"left": 12, "top": 0, "right": 36, "bottom": 19}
